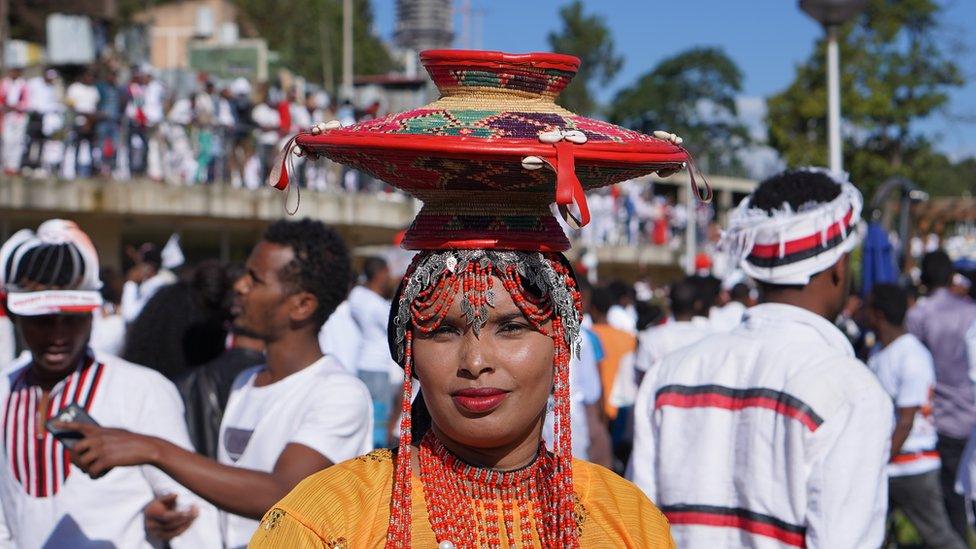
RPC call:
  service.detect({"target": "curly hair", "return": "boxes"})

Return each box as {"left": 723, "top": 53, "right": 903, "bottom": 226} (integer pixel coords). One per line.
{"left": 262, "top": 218, "right": 351, "bottom": 329}
{"left": 749, "top": 169, "right": 842, "bottom": 213}
{"left": 123, "top": 260, "right": 231, "bottom": 380}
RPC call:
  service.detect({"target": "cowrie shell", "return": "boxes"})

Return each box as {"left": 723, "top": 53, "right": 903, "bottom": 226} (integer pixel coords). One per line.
{"left": 323, "top": 120, "right": 342, "bottom": 129}
{"left": 522, "top": 156, "right": 545, "bottom": 170}
{"left": 563, "top": 130, "right": 587, "bottom": 144}
{"left": 538, "top": 130, "right": 564, "bottom": 143}
{"left": 653, "top": 130, "right": 671, "bottom": 140}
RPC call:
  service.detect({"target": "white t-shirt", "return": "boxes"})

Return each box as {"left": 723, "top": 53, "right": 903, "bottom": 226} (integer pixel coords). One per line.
{"left": 0, "top": 350, "right": 220, "bottom": 548}
{"left": 217, "top": 355, "right": 372, "bottom": 548}
{"left": 708, "top": 301, "right": 746, "bottom": 332}
{"left": 608, "top": 304, "right": 637, "bottom": 334}
{"left": 89, "top": 309, "right": 126, "bottom": 357}
{"left": 634, "top": 316, "right": 712, "bottom": 373}
{"left": 544, "top": 329, "right": 602, "bottom": 459}
{"left": 65, "top": 82, "right": 99, "bottom": 125}
{"left": 318, "top": 300, "right": 361, "bottom": 373}
{"left": 868, "top": 333, "right": 940, "bottom": 477}
{"left": 348, "top": 286, "right": 398, "bottom": 374}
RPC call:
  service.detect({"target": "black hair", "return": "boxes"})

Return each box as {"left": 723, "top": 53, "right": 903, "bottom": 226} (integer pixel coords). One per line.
{"left": 262, "top": 218, "right": 351, "bottom": 329}
{"left": 362, "top": 256, "right": 389, "bottom": 283}
{"left": 689, "top": 275, "right": 721, "bottom": 309}
{"left": 729, "top": 282, "right": 751, "bottom": 303}
{"left": 920, "top": 250, "right": 953, "bottom": 289}
{"left": 749, "top": 169, "right": 842, "bottom": 214}
{"left": 590, "top": 286, "right": 615, "bottom": 316}
{"left": 869, "top": 283, "right": 908, "bottom": 326}
{"left": 669, "top": 278, "right": 699, "bottom": 318}
{"left": 607, "top": 280, "right": 633, "bottom": 304}
{"left": 123, "top": 260, "right": 231, "bottom": 380}
{"left": 635, "top": 301, "right": 664, "bottom": 331}
{"left": 140, "top": 244, "right": 162, "bottom": 270}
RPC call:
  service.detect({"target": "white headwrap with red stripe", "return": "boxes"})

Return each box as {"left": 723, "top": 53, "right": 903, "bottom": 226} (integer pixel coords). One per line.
{"left": 0, "top": 219, "right": 103, "bottom": 316}
{"left": 723, "top": 168, "right": 864, "bottom": 286}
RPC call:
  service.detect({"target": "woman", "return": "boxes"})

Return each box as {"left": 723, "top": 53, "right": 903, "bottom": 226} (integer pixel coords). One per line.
{"left": 251, "top": 49, "right": 704, "bottom": 547}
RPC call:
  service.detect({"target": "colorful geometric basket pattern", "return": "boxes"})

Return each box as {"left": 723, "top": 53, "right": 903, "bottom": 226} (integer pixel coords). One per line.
{"left": 425, "top": 66, "right": 575, "bottom": 97}
{"left": 349, "top": 109, "right": 659, "bottom": 144}
{"left": 325, "top": 149, "right": 671, "bottom": 195}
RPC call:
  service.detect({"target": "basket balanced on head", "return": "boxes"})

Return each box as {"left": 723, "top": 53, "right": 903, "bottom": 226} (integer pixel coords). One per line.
{"left": 274, "top": 49, "right": 709, "bottom": 252}
{"left": 256, "top": 49, "right": 705, "bottom": 549}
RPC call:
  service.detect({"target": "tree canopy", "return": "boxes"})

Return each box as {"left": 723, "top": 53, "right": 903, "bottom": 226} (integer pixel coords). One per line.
{"left": 608, "top": 46, "right": 751, "bottom": 176}
{"left": 235, "top": 0, "right": 395, "bottom": 94}
{"left": 547, "top": 1, "right": 623, "bottom": 116}
{"left": 766, "top": 0, "right": 968, "bottom": 198}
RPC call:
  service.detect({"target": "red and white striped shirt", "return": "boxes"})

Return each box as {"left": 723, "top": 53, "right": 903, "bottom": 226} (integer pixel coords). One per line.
{"left": 630, "top": 303, "right": 893, "bottom": 548}
{"left": 3, "top": 353, "right": 104, "bottom": 498}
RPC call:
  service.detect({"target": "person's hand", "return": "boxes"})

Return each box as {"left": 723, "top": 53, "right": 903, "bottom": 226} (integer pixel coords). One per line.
{"left": 145, "top": 493, "right": 198, "bottom": 541}
{"left": 56, "top": 422, "right": 159, "bottom": 479}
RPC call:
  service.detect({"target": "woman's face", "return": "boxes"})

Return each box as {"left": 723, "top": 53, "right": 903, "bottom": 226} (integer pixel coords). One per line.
{"left": 412, "top": 275, "right": 555, "bottom": 451}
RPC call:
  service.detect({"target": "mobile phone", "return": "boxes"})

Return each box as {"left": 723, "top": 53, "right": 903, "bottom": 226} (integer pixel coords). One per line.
{"left": 45, "top": 403, "right": 99, "bottom": 450}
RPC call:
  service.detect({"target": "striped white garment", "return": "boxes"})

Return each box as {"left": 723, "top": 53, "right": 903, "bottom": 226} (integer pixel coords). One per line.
{"left": 630, "top": 303, "right": 893, "bottom": 549}
{"left": 3, "top": 352, "right": 104, "bottom": 498}
{"left": 0, "top": 349, "right": 221, "bottom": 548}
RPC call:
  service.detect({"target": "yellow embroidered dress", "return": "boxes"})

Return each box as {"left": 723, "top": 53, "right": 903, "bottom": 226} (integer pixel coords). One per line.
{"left": 249, "top": 449, "right": 674, "bottom": 548}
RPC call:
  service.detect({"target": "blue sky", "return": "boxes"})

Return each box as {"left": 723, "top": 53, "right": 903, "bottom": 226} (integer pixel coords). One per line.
{"left": 372, "top": 0, "right": 976, "bottom": 160}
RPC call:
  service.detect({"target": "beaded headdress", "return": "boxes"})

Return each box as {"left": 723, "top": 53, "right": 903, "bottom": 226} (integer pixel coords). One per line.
{"left": 0, "top": 219, "right": 103, "bottom": 316}
{"left": 723, "top": 167, "right": 864, "bottom": 286}
{"left": 271, "top": 49, "right": 711, "bottom": 548}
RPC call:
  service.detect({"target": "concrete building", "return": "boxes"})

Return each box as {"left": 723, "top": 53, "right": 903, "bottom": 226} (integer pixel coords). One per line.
{"left": 134, "top": 0, "right": 246, "bottom": 72}
{"left": 394, "top": 0, "right": 454, "bottom": 52}
{"left": 0, "top": 174, "right": 756, "bottom": 281}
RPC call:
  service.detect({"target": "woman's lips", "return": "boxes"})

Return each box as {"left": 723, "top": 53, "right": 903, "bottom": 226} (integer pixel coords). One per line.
{"left": 451, "top": 387, "right": 509, "bottom": 414}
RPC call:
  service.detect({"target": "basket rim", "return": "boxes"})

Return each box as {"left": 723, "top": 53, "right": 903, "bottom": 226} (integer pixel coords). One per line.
{"left": 296, "top": 132, "right": 687, "bottom": 165}
{"left": 419, "top": 49, "right": 581, "bottom": 72}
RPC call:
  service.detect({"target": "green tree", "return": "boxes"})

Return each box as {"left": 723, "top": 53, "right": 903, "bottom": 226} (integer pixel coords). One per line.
{"left": 235, "top": 0, "right": 395, "bottom": 93}
{"left": 547, "top": 1, "right": 622, "bottom": 116}
{"left": 608, "top": 47, "right": 751, "bottom": 176}
{"left": 766, "top": 0, "right": 966, "bottom": 197}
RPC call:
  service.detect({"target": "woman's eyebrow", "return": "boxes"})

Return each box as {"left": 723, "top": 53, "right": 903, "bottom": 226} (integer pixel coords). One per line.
{"left": 493, "top": 311, "right": 526, "bottom": 324}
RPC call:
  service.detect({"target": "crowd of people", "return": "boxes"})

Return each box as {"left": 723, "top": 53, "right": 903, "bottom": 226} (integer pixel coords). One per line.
{"left": 4, "top": 201, "right": 976, "bottom": 546}
{"left": 6, "top": 49, "right": 976, "bottom": 548}
{"left": 0, "top": 64, "right": 389, "bottom": 192}
{"left": 0, "top": 64, "right": 712, "bottom": 250}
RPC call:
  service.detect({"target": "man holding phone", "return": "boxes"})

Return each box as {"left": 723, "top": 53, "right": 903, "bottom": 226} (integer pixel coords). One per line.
{"left": 0, "top": 219, "right": 220, "bottom": 547}
{"left": 58, "top": 219, "right": 373, "bottom": 548}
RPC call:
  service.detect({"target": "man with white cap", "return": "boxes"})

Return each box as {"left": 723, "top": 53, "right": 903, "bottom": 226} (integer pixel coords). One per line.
{"left": 0, "top": 219, "right": 220, "bottom": 547}
{"left": 630, "top": 168, "right": 893, "bottom": 548}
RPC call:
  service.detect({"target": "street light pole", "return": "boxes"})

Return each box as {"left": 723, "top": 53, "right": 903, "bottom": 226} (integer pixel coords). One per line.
{"left": 799, "top": 0, "right": 867, "bottom": 173}
{"left": 342, "top": 0, "right": 353, "bottom": 100}
{"left": 826, "top": 25, "right": 842, "bottom": 174}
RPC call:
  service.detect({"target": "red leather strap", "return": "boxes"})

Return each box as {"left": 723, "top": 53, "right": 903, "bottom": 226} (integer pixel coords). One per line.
{"left": 551, "top": 141, "right": 590, "bottom": 230}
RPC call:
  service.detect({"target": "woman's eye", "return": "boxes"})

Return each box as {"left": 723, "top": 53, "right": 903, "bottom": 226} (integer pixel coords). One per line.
{"left": 499, "top": 322, "right": 527, "bottom": 333}
{"left": 432, "top": 325, "right": 459, "bottom": 336}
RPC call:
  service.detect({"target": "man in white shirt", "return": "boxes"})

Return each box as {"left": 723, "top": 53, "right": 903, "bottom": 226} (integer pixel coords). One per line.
{"left": 634, "top": 277, "right": 711, "bottom": 385}
{"left": 709, "top": 282, "right": 752, "bottom": 332}
{"left": 350, "top": 257, "right": 400, "bottom": 447}
{"left": 22, "top": 69, "right": 62, "bottom": 175}
{"left": 630, "top": 168, "right": 893, "bottom": 548}
{"left": 867, "top": 283, "right": 966, "bottom": 549}
{"left": 1, "top": 67, "right": 28, "bottom": 174}
{"left": 0, "top": 219, "right": 219, "bottom": 547}
{"left": 65, "top": 70, "right": 100, "bottom": 177}
{"left": 63, "top": 219, "right": 372, "bottom": 548}
{"left": 319, "top": 298, "right": 361, "bottom": 373}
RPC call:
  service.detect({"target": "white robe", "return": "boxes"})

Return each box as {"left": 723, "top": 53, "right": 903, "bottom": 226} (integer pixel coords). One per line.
{"left": 630, "top": 303, "right": 893, "bottom": 549}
